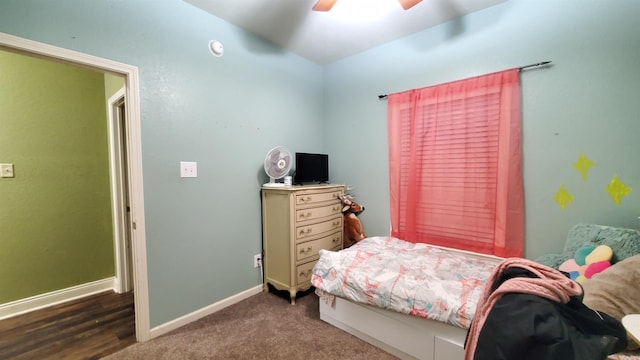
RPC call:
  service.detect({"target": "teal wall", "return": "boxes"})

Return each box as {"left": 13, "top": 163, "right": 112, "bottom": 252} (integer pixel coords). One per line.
{"left": 323, "top": 0, "right": 640, "bottom": 259}
{"left": 0, "top": 0, "right": 323, "bottom": 327}
{"left": 0, "top": 50, "right": 115, "bottom": 303}
{"left": 1, "top": 0, "right": 639, "bottom": 329}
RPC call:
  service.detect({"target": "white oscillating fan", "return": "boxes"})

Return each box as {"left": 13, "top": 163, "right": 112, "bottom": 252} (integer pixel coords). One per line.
{"left": 263, "top": 146, "right": 293, "bottom": 187}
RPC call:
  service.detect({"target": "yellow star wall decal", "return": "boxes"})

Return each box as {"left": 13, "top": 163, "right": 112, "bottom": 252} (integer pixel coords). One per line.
{"left": 606, "top": 175, "right": 632, "bottom": 206}
{"left": 554, "top": 184, "right": 574, "bottom": 211}
{"left": 573, "top": 152, "right": 595, "bottom": 181}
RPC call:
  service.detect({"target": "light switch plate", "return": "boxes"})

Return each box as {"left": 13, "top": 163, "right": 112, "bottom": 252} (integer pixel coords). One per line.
{"left": 180, "top": 161, "right": 197, "bottom": 178}
{"left": 0, "top": 163, "right": 14, "bottom": 178}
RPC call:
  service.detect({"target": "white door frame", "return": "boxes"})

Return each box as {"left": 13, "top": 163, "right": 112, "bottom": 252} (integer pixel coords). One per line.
{"left": 0, "top": 32, "right": 151, "bottom": 341}
{"left": 108, "top": 87, "right": 132, "bottom": 294}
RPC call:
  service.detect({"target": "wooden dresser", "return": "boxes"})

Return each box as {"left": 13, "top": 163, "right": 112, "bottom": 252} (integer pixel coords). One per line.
{"left": 261, "top": 184, "right": 344, "bottom": 304}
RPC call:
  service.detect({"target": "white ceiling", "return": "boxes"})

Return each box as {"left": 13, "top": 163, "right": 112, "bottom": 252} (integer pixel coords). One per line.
{"left": 185, "top": 0, "right": 507, "bottom": 65}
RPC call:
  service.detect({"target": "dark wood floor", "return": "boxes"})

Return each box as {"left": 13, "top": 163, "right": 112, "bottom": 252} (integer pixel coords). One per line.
{"left": 0, "top": 291, "right": 136, "bottom": 360}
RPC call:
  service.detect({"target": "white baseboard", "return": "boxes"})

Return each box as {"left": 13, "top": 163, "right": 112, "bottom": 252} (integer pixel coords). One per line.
{"left": 149, "top": 285, "right": 263, "bottom": 339}
{"left": 0, "top": 277, "right": 116, "bottom": 320}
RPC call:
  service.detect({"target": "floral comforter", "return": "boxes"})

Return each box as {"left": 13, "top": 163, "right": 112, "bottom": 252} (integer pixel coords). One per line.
{"left": 311, "top": 236, "right": 499, "bottom": 329}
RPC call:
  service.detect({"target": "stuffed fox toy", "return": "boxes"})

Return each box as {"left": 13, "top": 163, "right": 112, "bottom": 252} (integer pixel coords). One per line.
{"left": 339, "top": 194, "right": 366, "bottom": 248}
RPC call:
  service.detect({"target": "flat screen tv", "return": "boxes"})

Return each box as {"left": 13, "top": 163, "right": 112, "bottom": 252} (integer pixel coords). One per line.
{"left": 294, "top": 152, "right": 329, "bottom": 184}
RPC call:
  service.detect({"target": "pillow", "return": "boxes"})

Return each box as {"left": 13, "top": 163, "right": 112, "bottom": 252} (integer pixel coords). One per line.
{"left": 582, "top": 254, "right": 640, "bottom": 350}
{"left": 559, "top": 245, "right": 613, "bottom": 283}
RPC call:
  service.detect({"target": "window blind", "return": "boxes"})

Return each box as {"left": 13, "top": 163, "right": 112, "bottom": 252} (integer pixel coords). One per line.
{"left": 388, "top": 69, "right": 523, "bottom": 256}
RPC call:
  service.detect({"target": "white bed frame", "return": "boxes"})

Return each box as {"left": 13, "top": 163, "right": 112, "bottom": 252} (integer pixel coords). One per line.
{"left": 319, "top": 296, "right": 466, "bottom": 360}
{"left": 318, "top": 245, "right": 502, "bottom": 360}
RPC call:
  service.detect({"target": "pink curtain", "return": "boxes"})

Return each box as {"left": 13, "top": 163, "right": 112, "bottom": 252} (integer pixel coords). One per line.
{"left": 387, "top": 69, "right": 523, "bottom": 257}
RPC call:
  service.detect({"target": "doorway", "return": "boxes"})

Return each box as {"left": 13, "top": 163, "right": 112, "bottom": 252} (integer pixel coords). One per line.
{"left": 0, "top": 32, "right": 150, "bottom": 341}
{"left": 109, "top": 87, "right": 134, "bottom": 294}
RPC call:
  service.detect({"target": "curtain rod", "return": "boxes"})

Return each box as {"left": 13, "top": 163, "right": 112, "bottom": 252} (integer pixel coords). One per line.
{"left": 377, "top": 61, "right": 552, "bottom": 100}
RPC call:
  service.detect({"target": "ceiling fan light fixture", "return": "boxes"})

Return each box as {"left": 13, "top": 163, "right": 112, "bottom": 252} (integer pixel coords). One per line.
{"left": 312, "top": 0, "right": 338, "bottom": 11}
{"left": 398, "top": 0, "right": 422, "bottom": 10}
{"left": 312, "top": 0, "right": 421, "bottom": 12}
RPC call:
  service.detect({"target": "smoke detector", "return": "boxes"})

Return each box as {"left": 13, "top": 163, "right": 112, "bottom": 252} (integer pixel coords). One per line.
{"left": 208, "top": 40, "right": 224, "bottom": 57}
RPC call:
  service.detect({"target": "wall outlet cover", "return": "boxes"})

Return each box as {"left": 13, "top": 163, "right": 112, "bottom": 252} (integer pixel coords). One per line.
{"left": 180, "top": 161, "right": 197, "bottom": 178}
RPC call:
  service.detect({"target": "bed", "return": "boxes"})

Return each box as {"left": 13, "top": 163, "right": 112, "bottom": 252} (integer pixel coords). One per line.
{"left": 311, "top": 236, "right": 640, "bottom": 360}
{"left": 311, "top": 236, "right": 501, "bottom": 360}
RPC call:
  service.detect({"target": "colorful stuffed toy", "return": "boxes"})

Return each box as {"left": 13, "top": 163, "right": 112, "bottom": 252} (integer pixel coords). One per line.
{"left": 338, "top": 194, "right": 367, "bottom": 248}
{"left": 559, "top": 244, "right": 613, "bottom": 283}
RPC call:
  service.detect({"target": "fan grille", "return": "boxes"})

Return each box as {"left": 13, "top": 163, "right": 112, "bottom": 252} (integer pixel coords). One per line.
{"left": 264, "top": 146, "right": 292, "bottom": 181}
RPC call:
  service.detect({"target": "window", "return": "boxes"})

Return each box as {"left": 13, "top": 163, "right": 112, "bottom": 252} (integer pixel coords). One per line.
{"left": 387, "top": 69, "right": 523, "bottom": 257}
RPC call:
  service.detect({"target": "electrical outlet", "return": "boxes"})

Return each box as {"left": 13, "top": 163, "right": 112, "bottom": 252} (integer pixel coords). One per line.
{"left": 253, "top": 254, "right": 262, "bottom": 268}
{"left": 180, "top": 161, "right": 197, "bottom": 178}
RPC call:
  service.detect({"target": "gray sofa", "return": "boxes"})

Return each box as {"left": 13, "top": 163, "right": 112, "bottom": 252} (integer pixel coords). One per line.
{"left": 535, "top": 223, "right": 640, "bottom": 269}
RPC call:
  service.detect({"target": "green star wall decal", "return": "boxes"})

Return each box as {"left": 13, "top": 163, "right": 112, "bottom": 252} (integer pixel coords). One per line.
{"left": 573, "top": 152, "right": 595, "bottom": 181}
{"left": 606, "top": 175, "right": 631, "bottom": 206}
{"left": 554, "top": 184, "right": 574, "bottom": 211}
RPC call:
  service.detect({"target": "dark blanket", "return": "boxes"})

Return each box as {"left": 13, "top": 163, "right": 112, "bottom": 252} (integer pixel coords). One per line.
{"left": 470, "top": 268, "right": 628, "bottom": 360}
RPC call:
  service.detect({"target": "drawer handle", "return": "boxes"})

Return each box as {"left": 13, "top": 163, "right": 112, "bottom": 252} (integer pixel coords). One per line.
{"left": 332, "top": 206, "right": 340, "bottom": 212}
{"left": 299, "top": 212, "right": 312, "bottom": 219}
{"left": 332, "top": 220, "right": 340, "bottom": 226}
{"left": 299, "top": 246, "right": 313, "bottom": 255}
{"left": 299, "top": 269, "right": 313, "bottom": 278}
{"left": 299, "top": 228, "right": 312, "bottom": 235}
{"left": 299, "top": 196, "right": 312, "bottom": 203}
{"left": 332, "top": 237, "right": 340, "bottom": 244}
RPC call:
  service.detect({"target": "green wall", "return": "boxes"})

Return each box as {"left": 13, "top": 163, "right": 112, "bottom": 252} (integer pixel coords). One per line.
{"left": 0, "top": 50, "right": 115, "bottom": 303}
{"left": 104, "top": 73, "right": 125, "bottom": 101}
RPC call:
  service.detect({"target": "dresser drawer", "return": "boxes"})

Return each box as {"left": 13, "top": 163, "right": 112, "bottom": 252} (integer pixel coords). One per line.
{"left": 297, "top": 261, "right": 316, "bottom": 284}
{"left": 295, "top": 203, "right": 342, "bottom": 224}
{"left": 295, "top": 190, "right": 342, "bottom": 207}
{"left": 296, "top": 231, "right": 342, "bottom": 262}
{"left": 296, "top": 216, "right": 342, "bottom": 242}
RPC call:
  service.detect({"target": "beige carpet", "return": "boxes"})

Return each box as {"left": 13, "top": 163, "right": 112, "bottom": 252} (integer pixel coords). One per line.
{"left": 103, "top": 289, "right": 398, "bottom": 359}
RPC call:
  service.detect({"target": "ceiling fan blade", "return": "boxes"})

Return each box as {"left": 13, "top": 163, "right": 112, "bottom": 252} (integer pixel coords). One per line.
{"left": 398, "top": 0, "right": 422, "bottom": 10}
{"left": 312, "top": 0, "right": 337, "bottom": 11}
